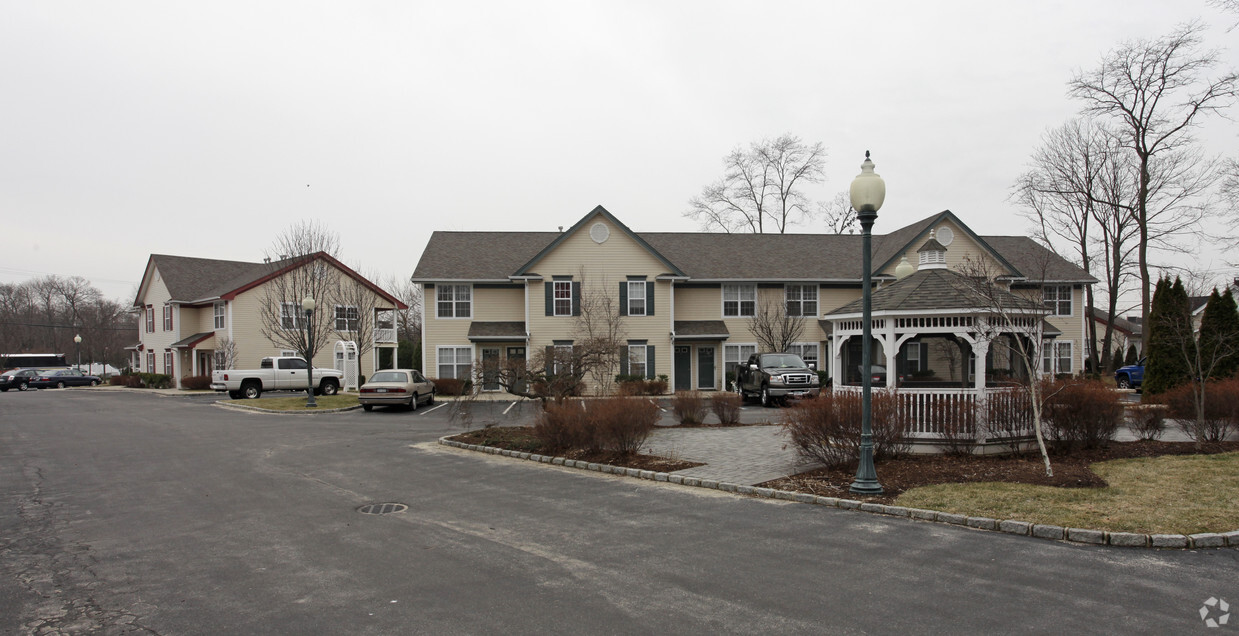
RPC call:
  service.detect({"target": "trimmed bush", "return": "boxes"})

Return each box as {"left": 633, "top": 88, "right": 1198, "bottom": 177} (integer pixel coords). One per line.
{"left": 1126, "top": 404, "right": 1167, "bottom": 441}
{"left": 1042, "top": 379, "right": 1124, "bottom": 450}
{"left": 591, "top": 397, "right": 659, "bottom": 455}
{"left": 534, "top": 400, "right": 592, "bottom": 452}
{"left": 110, "top": 375, "right": 140, "bottom": 387}
{"left": 180, "top": 375, "right": 212, "bottom": 390}
{"left": 710, "top": 392, "right": 742, "bottom": 425}
{"left": 1161, "top": 379, "right": 1239, "bottom": 443}
{"left": 671, "top": 391, "right": 708, "bottom": 425}
{"left": 431, "top": 377, "right": 468, "bottom": 396}
{"left": 780, "top": 389, "right": 910, "bottom": 468}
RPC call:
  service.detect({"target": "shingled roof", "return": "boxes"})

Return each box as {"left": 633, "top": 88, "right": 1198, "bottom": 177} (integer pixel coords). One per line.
{"left": 411, "top": 207, "right": 1096, "bottom": 284}
{"left": 824, "top": 268, "right": 1046, "bottom": 316}
{"left": 137, "top": 252, "right": 404, "bottom": 308}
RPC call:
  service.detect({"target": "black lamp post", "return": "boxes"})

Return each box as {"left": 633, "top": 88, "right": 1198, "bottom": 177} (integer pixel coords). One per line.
{"left": 74, "top": 334, "right": 82, "bottom": 373}
{"left": 849, "top": 151, "right": 886, "bottom": 495}
{"left": 302, "top": 296, "right": 318, "bottom": 408}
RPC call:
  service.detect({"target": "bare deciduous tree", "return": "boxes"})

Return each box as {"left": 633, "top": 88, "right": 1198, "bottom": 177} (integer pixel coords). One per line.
{"left": 257, "top": 221, "right": 345, "bottom": 363}
{"left": 747, "top": 299, "right": 806, "bottom": 354}
{"left": 685, "top": 134, "right": 827, "bottom": 234}
{"left": 1069, "top": 22, "right": 1239, "bottom": 350}
{"left": 214, "top": 335, "right": 239, "bottom": 370}
{"left": 818, "top": 190, "right": 857, "bottom": 234}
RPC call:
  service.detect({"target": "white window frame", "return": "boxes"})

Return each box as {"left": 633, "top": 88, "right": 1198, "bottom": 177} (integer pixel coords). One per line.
{"left": 213, "top": 301, "right": 226, "bottom": 330}
{"left": 628, "top": 344, "right": 647, "bottom": 378}
{"left": 787, "top": 343, "right": 819, "bottom": 369}
{"left": 164, "top": 350, "right": 173, "bottom": 375}
{"left": 553, "top": 343, "right": 574, "bottom": 375}
{"left": 436, "top": 345, "right": 473, "bottom": 380}
{"left": 903, "top": 341, "right": 921, "bottom": 372}
{"left": 724, "top": 343, "right": 758, "bottom": 377}
{"left": 1042, "top": 340, "right": 1073, "bottom": 375}
{"left": 146, "top": 351, "right": 155, "bottom": 373}
{"left": 1043, "top": 285, "right": 1073, "bottom": 316}
{"left": 145, "top": 306, "right": 154, "bottom": 333}
{"left": 553, "top": 281, "right": 573, "bottom": 317}
{"left": 334, "top": 304, "right": 359, "bottom": 331}
{"left": 280, "top": 302, "right": 299, "bottom": 330}
{"left": 213, "top": 350, "right": 226, "bottom": 369}
{"left": 723, "top": 284, "right": 756, "bottom": 318}
{"left": 163, "top": 304, "right": 173, "bottom": 331}
{"left": 436, "top": 284, "right": 472, "bottom": 319}
{"left": 627, "top": 280, "right": 646, "bottom": 316}
{"left": 785, "top": 284, "right": 818, "bottom": 317}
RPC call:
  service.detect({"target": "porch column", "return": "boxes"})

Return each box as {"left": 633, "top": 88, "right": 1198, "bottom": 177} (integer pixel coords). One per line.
{"left": 972, "top": 337, "right": 991, "bottom": 445}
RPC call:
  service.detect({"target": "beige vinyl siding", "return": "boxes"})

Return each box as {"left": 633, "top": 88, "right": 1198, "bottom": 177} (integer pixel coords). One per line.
{"left": 139, "top": 270, "right": 177, "bottom": 375}
{"left": 473, "top": 286, "right": 524, "bottom": 321}
{"left": 819, "top": 287, "right": 861, "bottom": 314}
{"left": 878, "top": 220, "right": 1007, "bottom": 277}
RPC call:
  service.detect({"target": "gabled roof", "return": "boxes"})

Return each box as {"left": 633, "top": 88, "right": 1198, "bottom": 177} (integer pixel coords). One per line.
{"left": 411, "top": 207, "right": 1096, "bottom": 284}
{"left": 135, "top": 252, "right": 405, "bottom": 309}
{"left": 513, "top": 206, "right": 685, "bottom": 277}
{"left": 825, "top": 268, "right": 1046, "bottom": 316}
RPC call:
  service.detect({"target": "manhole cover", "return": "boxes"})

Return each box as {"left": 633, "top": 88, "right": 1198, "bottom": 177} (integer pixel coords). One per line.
{"left": 357, "top": 503, "right": 408, "bottom": 515}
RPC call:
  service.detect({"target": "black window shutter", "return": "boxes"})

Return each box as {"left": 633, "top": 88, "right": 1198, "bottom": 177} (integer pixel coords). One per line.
{"left": 921, "top": 342, "right": 930, "bottom": 372}
{"left": 545, "top": 345, "right": 555, "bottom": 371}
{"left": 646, "top": 345, "right": 656, "bottom": 379}
{"left": 646, "top": 282, "right": 655, "bottom": 316}
{"left": 544, "top": 282, "right": 553, "bottom": 316}
{"left": 619, "top": 347, "right": 629, "bottom": 375}
{"left": 572, "top": 282, "right": 581, "bottom": 316}
{"left": 619, "top": 282, "right": 628, "bottom": 316}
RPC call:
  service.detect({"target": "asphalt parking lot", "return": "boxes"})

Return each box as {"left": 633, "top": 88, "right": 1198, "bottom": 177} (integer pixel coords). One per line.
{"left": 1, "top": 389, "right": 1235, "bottom": 633}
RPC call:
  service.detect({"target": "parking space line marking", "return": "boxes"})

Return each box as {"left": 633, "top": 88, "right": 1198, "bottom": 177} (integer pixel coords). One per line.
{"left": 502, "top": 401, "right": 518, "bottom": 415}
{"left": 421, "top": 403, "right": 447, "bottom": 415}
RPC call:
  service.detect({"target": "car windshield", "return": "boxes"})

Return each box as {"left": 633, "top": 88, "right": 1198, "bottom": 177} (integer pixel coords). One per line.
{"left": 370, "top": 372, "right": 408, "bottom": 383}
{"left": 761, "top": 354, "right": 804, "bottom": 368}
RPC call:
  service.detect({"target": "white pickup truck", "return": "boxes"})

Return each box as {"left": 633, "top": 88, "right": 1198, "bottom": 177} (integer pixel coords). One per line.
{"left": 211, "top": 356, "right": 343, "bottom": 399}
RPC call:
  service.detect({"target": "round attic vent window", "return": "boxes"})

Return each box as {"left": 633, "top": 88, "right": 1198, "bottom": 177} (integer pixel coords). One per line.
{"left": 936, "top": 226, "right": 955, "bottom": 246}
{"left": 590, "top": 222, "right": 610, "bottom": 244}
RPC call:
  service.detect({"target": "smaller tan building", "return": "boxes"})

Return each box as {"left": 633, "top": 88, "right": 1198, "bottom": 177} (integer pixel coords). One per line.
{"left": 131, "top": 252, "right": 404, "bottom": 388}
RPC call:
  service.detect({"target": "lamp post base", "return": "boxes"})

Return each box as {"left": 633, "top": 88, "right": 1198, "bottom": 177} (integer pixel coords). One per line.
{"left": 849, "top": 439, "right": 884, "bottom": 495}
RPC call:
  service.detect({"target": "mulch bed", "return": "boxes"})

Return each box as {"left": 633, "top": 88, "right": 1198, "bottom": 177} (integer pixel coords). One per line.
{"left": 449, "top": 426, "right": 703, "bottom": 473}
{"left": 760, "top": 440, "right": 1239, "bottom": 505}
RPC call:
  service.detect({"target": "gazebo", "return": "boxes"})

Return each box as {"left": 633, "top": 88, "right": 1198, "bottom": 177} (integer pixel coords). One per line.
{"left": 823, "top": 235, "right": 1049, "bottom": 446}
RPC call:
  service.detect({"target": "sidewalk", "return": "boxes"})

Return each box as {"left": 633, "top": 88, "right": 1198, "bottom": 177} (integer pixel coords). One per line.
{"left": 643, "top": 425, "right": 822, "bottom": 486}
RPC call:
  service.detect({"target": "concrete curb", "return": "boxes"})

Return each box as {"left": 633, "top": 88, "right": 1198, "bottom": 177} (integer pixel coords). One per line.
{"left": 215, "top": 402, "right": 363, "bottom": 415}
{"left": 438, "top": 436, "right": 1239, "bottom": 550}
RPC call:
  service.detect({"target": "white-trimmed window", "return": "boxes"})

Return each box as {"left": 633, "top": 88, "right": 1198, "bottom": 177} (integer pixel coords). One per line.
{"left": 213, "top": 350, "right": 226, "bottom": 369}
{"left": 436, "top": 285, "right": 471, "bottom": 318}
{"left": 1042, "top": 340, "right": 1073, "bottom": 375}
{"left": 1043, "top": 285, "right": 1073, "bottom": 316}
{"left": 335, "top": 305, "right": 359, "bottom": 331}
{"left": 213, "top": 301, "right": 226, "bottom": 329}
{"left": 145, "top": 306, "right": 154, "bottom": 333}
{"left": 724, "top": 343, "right": 757, "bottom": 377}
{"left": 785, "top": 284, "right": 818, "bottom": 317}
{"left": 903, "top": 341, "right": 922, "bottom": 372}
{"left": 553, "top": 343, "right": 574, "bottom": 375}
{"left": 723, "top": 284, "right": 756, "bottom": 317}
{"left": 437, "top": 346, "right": 473, "bottom": 380}
{"left": 554, "top": 281, "right": 573, "bottom": 316}
{"left": 786, "top": 343, "right": 819, "bottom": 369}
{"left": 146, "top": 351, "right": 155, "bottom": 372}
{"left": 280, "top": 302, "right": 299, "bottom": 329}
{"left": 163, "top": 304, "right": 173, "bottom": 331}
{"left": 628, "top": 344, "right": 647, "bottom": 378}
{"left": 164, "top": 350, "right": 173, "bottom": 375}
{"left": 627, "top": 280, "right": 646, "bottom": 316}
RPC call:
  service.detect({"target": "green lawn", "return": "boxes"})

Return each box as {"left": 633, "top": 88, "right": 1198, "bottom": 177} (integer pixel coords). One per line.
{"left": 896, "top": 452, "right": 1239, "bottom": 534}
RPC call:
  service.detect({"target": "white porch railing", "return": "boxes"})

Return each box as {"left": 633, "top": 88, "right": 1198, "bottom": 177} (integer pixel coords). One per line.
{"left": 374, "top": 328, "right": 396, "bottom": 344}
{"left": 834, "top": 385, "right": 1033, "bottom": 440}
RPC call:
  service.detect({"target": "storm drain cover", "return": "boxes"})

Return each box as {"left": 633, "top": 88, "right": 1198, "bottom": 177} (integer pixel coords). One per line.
{"left": 357, "top": 503, "right": 408, "bottom": 515}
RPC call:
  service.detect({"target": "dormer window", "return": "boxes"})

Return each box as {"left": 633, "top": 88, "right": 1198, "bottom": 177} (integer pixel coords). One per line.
{"left": 917, "top": 230, "right": 948, "bottom": 269}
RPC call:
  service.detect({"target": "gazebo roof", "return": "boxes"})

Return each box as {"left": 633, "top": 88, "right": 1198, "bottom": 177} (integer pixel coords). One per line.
{"left": 824, "top": 268, "right": 1046, "bottom": 316}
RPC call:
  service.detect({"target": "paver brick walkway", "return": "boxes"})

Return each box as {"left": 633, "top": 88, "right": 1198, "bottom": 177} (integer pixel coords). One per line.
{"left": 642, "top": 425, "right": 823, "bottom": 486}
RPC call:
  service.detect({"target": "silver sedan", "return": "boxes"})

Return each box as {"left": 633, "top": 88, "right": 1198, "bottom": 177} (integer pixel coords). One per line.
{"left": 358, "top": 369, "right": 436, "bottom": 411}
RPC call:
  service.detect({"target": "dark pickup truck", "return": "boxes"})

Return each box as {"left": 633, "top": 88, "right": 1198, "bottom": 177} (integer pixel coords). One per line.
{"left": 735, "top": 352, "right": 821, "bottom": 407}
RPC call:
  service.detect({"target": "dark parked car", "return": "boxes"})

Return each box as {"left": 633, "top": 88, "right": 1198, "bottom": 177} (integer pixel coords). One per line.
{"left": 0, "top": 368, "right": 41, "bottom": 391}
{"left": 29, "top": 368, "right": 101, "bottom": 389}
{"left": 1115, "top": 357, "right": 1146, "bottom": 390}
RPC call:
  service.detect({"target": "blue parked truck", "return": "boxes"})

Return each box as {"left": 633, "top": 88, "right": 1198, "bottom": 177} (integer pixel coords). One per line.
{"left": 1114, "top": 357, "right": 1145, "bottom": 389}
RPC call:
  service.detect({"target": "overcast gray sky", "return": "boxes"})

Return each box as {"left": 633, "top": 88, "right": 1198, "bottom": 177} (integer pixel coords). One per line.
{"left": 4, "top": 1, "right": 1238, "bottom": 304}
